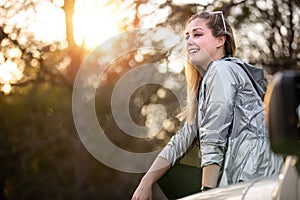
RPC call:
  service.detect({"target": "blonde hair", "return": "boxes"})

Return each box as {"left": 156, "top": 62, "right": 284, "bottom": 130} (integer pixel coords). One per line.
{"left": 184, "top": 11, "right": 236, "bottom": 124}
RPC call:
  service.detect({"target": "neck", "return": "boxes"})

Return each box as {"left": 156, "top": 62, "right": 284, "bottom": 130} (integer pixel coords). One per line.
{"left": 213, "top": 51, "right": 225, "bottom": 61}
{"left": 202, "top": 51, "right": 225, "bottom": 70}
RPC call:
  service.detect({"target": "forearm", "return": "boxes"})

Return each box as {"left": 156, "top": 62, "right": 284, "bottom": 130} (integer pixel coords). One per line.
{"left": 132, "top": 157, "right": 171, "bottom": 200}
{"left": 141, "top": 157, "right": 171, "bottom": 186}
{"left": 201, "top": 164, "right": 220, "bottom": 188}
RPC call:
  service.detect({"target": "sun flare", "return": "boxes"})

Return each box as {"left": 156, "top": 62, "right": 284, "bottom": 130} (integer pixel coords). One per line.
{"left": 73, "top": 0, "right": 120, "bottom": 50}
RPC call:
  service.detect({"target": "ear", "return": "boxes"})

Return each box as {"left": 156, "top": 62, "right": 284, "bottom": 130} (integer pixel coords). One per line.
{"left": 216, "top": 35, "right": 226, "bottom": 48}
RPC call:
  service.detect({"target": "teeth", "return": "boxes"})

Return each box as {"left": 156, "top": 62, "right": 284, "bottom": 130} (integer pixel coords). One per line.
{"left": 189, "top": 49, "right": 199, "bottom": 53}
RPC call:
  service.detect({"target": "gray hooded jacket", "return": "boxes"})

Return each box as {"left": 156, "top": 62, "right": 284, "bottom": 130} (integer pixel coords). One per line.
{"left": 158, "top": 57, "right": 283, "bottom": 186}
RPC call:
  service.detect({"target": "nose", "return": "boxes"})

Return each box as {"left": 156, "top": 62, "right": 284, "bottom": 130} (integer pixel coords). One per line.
{"left": 186, "top": 36, "right": 194, "bottom": 46}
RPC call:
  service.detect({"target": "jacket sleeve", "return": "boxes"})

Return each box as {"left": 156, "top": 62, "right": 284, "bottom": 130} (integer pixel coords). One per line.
{"left": 158, "top": 122, "right": 197, "bottom": 165}
{"left": 199, "top": 61, "right": 237, "bottom": 167}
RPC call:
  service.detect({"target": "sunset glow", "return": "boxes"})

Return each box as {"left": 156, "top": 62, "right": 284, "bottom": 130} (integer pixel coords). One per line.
{"left": 73, "top": 0, "right": 120, "bottom": 49}
{"left": 0, "top": 0, "right": 120, "bottom": 94}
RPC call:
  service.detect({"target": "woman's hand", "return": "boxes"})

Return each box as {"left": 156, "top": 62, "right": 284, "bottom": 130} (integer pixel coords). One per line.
{"left": 131, "top": 180, "right": 153, "bottom": 200}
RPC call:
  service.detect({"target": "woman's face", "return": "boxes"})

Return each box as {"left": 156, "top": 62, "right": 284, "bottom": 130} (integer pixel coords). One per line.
{"left": 185, "top": 18, "right": 225, "bottom": 70}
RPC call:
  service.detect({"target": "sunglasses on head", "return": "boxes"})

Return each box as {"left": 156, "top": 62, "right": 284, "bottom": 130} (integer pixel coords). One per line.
{"left": 209, "top": 11, "right": 227, "bottom": 32}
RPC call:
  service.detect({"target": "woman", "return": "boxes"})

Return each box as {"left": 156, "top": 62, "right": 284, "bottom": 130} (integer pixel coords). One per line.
{"left": 132, "top": 11, "right": 283, "bottom": 200}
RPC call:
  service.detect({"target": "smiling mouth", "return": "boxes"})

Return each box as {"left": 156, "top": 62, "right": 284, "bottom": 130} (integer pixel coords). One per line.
{"left": 189, "top": 49, "right": 200, "bottom": 54}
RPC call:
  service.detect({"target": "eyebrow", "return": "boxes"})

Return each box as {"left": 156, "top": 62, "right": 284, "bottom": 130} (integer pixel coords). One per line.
{"left": 185, "top": 27, "right": 204, "bottom": 35}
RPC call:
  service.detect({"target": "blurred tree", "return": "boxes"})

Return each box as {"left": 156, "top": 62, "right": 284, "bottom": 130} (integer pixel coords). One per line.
{"left": 0, "top": 0, "right": 87, "bottom": 94}
{"left": 62, "top": 0, "right": 85, "bottom": 83}
{"left": 225, "top": 0, "right": 300, "bottom": 74}
{"left": 0, "top": 1, "right": 100, "bottom": 199}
